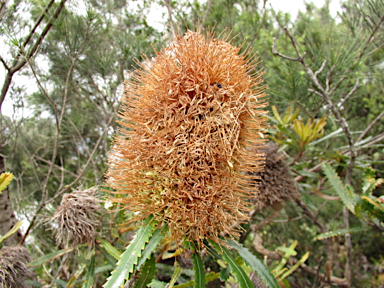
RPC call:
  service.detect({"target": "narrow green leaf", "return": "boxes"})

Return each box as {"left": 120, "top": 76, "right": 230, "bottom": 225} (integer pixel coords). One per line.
{"left": 148, "top": 279, "right": 167, "bottom": 288}
{"left": 168, "top": 261, "right": 181, "bottom": 288}
{"left": 0, "top": 220, "right": 23, "bottom": 243}
{"left": 136, "top": 225, "right": 167, "bottom": 271}
{"left": 29, "top": 247, "right": 74, "bottom": 267}
{"left": 99, "top": 238, "right": 122, "bottom": 260}
{"left": 95, "top": 265, "right": 114, "bottom": 274}
{"left": 68, "top": 264, "right": 86, "bottom": 287}
{"left": 322, "top": 163, "right": 356, "bottom": 213}
{"left": 278, "top": 252, "right": 309, "bottom": 281}
{"left": 211, "top": 242, "right": 253, "bottom": 288}
{"left": 314, "top": 227, "right": 369, "bottom": 241}
{"left": 99, "top": 246, "right": 117, "bottom": 268}
{"left": 173, "top": 272, "right": 220, "bottom": 288}
{"left": 227, "top": 240, "right": 280, "bottom": 288}
{"left": 103, "top": 216, "right": 156, "bottom": 288}
{"left": 134, "top": 256, "right": 156, "bottom": 288}
{"left": 25, "top": 280, "right": 43, "bottom": 287}
{"left": 192, "top": 251, "right": 206, "bottom": 288}
{"left": 82, "top": 254, "right": 95, "bottom": 288}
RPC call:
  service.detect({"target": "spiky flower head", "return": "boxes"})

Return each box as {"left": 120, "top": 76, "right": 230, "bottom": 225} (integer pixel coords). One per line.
{"left": 52, "top": 187, "right": 101, "bottom": 247}
{"left": 106, "top": 31, "right": 268, "bottom": 247}
{"left": 0, "top": 246, "right": 33, "bottom": 288}
{"left": 253, "top": 142, "right": 300, "bottom": 211}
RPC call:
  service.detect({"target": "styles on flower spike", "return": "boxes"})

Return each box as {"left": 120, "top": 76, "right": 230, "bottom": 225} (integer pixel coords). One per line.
{"left": 106, "top": 30, "right": 268, "bottom": 248}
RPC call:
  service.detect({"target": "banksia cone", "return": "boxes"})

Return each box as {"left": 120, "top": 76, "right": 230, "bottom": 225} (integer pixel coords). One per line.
{"left": 253, "top": 142, "right": 300, "bottom": 211}
{"left": 52, "top": 187, "right": 101, "bottom": 247}
{"left": 106, "top": 31, "right": 268, "bottom": 247}
{"left": 0, "top": 246, "right": 33, "bottom": 288}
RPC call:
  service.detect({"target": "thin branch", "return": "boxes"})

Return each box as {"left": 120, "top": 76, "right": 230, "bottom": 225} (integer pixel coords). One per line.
{"left": 359, "top": 12, "right": 384, "bottom": 59}
{"left": 338, "top": 79, "right": 360, "bottom": 108}
{"left": 314, "top": 60, "right": 326, "bottom": 78}
{"left": 164, "top": 0, "right": 176, "bottom": 40}
{"left": 0, "top": 0, "right": 67, "bottom": 110}
{"left": 199, "top": 0, "right": 213, "bottom": 30}
{"left": 0, "top": 55, "right": 10, "bottom": 71}
{"left": 20, "top": 112, "right": 115, "bottom": 244}
{"left": 357, "top": 110, "right": 384, "bottom": 142}
{"left": 272, "top": 37, "right": 301, "bottom": 62}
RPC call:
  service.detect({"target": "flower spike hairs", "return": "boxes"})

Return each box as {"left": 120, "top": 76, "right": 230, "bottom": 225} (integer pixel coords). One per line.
{"left": 106, "top": 30, "right": 268, "bottom": 248}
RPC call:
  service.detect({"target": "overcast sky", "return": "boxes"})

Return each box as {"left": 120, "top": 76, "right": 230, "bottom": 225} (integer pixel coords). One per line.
{"left": 1, "top": 0, "right": 342, "bottom": 117}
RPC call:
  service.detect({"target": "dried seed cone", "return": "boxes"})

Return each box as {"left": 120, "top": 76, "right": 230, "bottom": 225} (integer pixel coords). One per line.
{"left": 254, "top": 142, "right": 300, "bottom": 211}
{"left": 0, "top": 246, "right": 33, "bottom": 288}
{"left": 107, "top": 31, "right": 268, "bottom": 247}
{"left": 52, "top": 187, "right": 101, "bottom": 247}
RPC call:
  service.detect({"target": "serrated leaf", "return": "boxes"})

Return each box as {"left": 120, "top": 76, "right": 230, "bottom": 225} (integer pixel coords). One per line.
{"left": 211, "top": 242, "right": 253, "bottom": 288}
{"left": 227, "top": 240, "right": 280, "bottom": 288}
{"left": 362, "top": 196, "right": 384, "bottom": 212}
{"left": 103, "top": 216, "right": 156, "bottom": 288}
{"left": 136, "top": 225, "right": 167, "bottom": 271}
{"left": 0, "top": 172, "right": 14, "bottom": 193}
{"left": 192, "top": 251, "right": 205, "bottom": 288}
{"left": 134, "top": 256, "right": 156, "bottom": 288}
{"left": 29, "top": 247, "right": 74, "bottom": 267}
{"left": 99, "top": 238, "right": 122, "bottom": 260}
{"left": 220, "top": 267, "right": 230, "bottom": 281}
{"left": 314, "top": 227, "right": 369, "bottom": 240}
{"left": 0, "top": 220, "right": 23, "bottom": 243}
{"left": 82, "top": 254, "right": 95, "bottom": 288}
{"left": 322, "top": 163, "right": 356, "bottom": 213}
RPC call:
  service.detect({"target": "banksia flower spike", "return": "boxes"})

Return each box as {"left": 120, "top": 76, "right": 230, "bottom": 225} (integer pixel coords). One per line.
{"left": 52, "top": 187, "right": 101, "bottom": 247}
{"left": 106, "top": 31, "right": 268, "bottom": 248}
{"left": 0, "top": 246, "right": 33, "bottom": 288}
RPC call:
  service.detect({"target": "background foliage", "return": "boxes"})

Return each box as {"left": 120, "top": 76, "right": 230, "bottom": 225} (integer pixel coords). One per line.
{"left": 1, "top": 0, "right": 384, "bottom": 287}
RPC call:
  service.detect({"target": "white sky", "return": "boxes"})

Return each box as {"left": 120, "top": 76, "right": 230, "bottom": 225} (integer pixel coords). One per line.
{"left": 1, "top": 0, "right": 342, "bottom": 117}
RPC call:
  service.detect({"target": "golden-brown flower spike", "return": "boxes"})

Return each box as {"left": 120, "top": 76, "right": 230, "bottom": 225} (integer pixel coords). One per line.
{"left": 106, "top": 30, "right": 268, "bottom": 248}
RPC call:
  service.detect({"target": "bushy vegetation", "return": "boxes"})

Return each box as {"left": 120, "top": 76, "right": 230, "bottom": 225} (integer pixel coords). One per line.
{"left": 1, "top": 0, "right": 383, "bottom": 287}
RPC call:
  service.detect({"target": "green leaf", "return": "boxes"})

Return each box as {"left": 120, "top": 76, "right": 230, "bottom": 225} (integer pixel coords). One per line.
{"left": 168, "top": 261, "right": 181, "bottom": 288}
{"left": 99, "top": 245, "right": 117, "bottom": 268}
{"left": 322, "top": 163, "right": 356, "bottom": 213}
{"left": 220, "top": 267, "right": 231, "bottom": 281}
{"left": 99, "top": 238, "right": 122, "bottom": 260}
{"left": 191, "top": 251, "right": 206, "bottom": 288}
{"left": 82, "top": 254, "right": 95, "bottom": 288}
{"left": 211, "top": 242, "right": 254, "bottom": 288}
{"left": 173, "top": 272, "right": 220, "bottom": 288}
{"left": 0, "top": 220, "right": 23, "bottom": 243}
{"left": 136, "top": 225, "right": 167, "bottom": 271}
{"left": 103, "top": 215, "right": 156, "bottom": 288}
{"left": 278, "top": 252, "right": 309, "bottom": 281}
{"left": 0, "top": 172, "right": 14, "bottom": 194}
{"left": 148, "top": 279, "right": 167, "bottom": 288}
{"left": 29, "top": 247, "right": 74, "bottom": 267}
{"left": 274, "top": 241, "right": 298, "bottom": 277}
{"left": 227, "top": 240, "right": 280, "bottom": 288}
{"left": 314, "top": 227, "right": 369, "bottom": 240}
{"left": 134, "top": 256, "right": 156, "bottom": 288}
